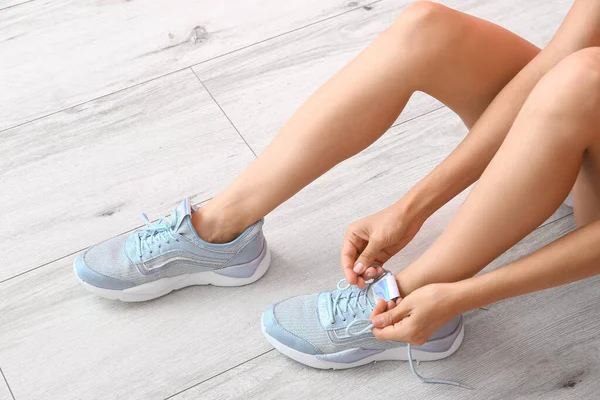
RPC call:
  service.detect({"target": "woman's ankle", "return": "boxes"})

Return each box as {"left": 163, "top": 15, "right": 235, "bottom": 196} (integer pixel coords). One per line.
{"left": 394, "top": 271, "right": 412, "bottom": 299}
{"left": 191, "top": 202, "right": 247, "bottom": 244}
{"left": 394, "top": 267, "right": 426, "bottom": 298}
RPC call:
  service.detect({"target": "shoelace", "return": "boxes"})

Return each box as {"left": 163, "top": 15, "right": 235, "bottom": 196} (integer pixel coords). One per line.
{"left": 333, "top": 279, "right": 472, "bottom": 390}
{"left": 136, "top": 210, "right": 180, "bottom": 258}
{"left": 327, "top": 279, "right": 374, "bottom": 324}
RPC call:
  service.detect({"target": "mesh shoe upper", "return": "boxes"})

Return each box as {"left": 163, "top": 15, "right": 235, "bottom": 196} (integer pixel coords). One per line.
{"left": 266, "top": 274, "right": 462, "bottom": 355}
{"left": 269, "top": 284, "right": 401, "bottom": 355}
{"left": 75, "top": 199, "right": 264, "bottom": 289}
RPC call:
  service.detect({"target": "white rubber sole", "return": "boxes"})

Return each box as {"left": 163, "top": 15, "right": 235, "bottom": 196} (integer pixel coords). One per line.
{"left": 74, "top": 246, "right": 271, "bottom": 302}
{"left": 261, "top": 312, "right": 464, "bottom": 369}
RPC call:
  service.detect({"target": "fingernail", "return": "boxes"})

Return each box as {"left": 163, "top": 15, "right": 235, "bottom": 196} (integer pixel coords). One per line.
{"left": 353, "top": 262, "right": 366, "bottom": 274}
{"left": 373, "top": 316, "right": 385, "bottom": 327}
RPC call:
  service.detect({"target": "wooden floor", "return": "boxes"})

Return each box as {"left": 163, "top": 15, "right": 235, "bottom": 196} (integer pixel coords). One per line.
{"left": 2, "top": 0, "right": 596, "bottom": 399}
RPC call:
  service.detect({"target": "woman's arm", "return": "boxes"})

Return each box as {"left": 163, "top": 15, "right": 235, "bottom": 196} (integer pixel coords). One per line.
{"left": 453, "top": 219, "right": 600, "bottom": 313}
{"left": 344, "top": 1, "right": 600, "bottom": 286}
{"left": 371, "top": 219, "right": 600, "bottom": 345}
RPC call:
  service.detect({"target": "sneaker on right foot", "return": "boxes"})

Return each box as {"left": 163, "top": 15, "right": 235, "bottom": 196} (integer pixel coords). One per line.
{"left": 262, "top": 272, "right": 469, "bottom": 388}
{"left": 74, "top": 199, "right": 270, "bottom": 302}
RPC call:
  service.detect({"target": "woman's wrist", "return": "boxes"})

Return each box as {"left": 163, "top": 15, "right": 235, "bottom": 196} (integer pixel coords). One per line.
{"left": 394, "top": 188, "right": 434, "bottom": 225}
{"left": 450, "top": 274, "right": 505, "bottom": 314}
{"left": 399, "top": 173, "right": 459, "bottom": 224}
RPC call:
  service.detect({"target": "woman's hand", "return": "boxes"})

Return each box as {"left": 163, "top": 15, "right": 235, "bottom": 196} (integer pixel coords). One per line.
{"left": 370, "top": 283, "right": 462, "bottom": 345}
{"left": 341, "top": 201, "right": 424, "bottom": 288}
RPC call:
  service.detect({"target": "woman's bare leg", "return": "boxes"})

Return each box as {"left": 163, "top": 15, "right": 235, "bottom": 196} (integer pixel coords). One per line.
{"left": 193, "top": 2, "right": 539, "bottom": 243}
{"left": 396, "top": 6, "right": 600, "bottom": 296}
{"left": 372, "top": 50, "right": 600, "bottom": 341}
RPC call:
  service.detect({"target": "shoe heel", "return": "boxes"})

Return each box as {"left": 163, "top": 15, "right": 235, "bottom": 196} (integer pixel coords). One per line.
{"left": 209, "top": 244, "right": 271, "bottom": 286}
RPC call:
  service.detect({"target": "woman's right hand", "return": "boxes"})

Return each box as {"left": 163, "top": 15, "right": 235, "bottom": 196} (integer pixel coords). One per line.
{"left": 341, "top": 201, "right": 425, "bottom": 288}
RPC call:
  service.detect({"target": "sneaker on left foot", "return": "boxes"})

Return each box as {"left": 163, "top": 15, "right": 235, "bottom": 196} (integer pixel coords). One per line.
{"left": 74, "top": 199, "right": 270, "bottom": 302}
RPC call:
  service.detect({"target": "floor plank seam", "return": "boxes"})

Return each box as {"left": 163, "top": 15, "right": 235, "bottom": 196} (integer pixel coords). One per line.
{"left": 0, "top": 198, "right": 574, "bottom": 288}
{"left": 0, "top": 197, "right": 214, "bottom": 285}
{"left": 0, "top": 0, "right": 383, "bottom": 136}
{"left": 185, "top": 0, "right": 383, "bottom": 80}
{"left": 163, "top": 349, "right": 275, "bottom": 400}
{"left": 0, "top": 104, "right": 452, "bottom": 285}
{"left": 190, "top": 68, "right": 258, "bottom": 158}
{"left": 0, "top": 106, "right": 447, "bottom": 285}
{"left": 0, "top": 0, "right": 34, "bottom": 12}
{"left": 0, "top": 367, "right": 16, "bottom": 400}
{"left": 533, "top": 211, "right": 573, "bottom": 235}
{"left": 392, "top": 105, "right": 446, "bottom": 128}
{"left": 0, "top": 215, "right": 153, "bottom": 285}
{"left": 155, "top": 216, "right": 578, "bottom": 400}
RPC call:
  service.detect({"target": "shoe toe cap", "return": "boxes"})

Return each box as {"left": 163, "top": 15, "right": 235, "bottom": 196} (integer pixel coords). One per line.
{"left": 74, "top": 252, "right": 135, "bottom": 291}
{"left": 262, "top": 304, "right": 320, "bottom": 355}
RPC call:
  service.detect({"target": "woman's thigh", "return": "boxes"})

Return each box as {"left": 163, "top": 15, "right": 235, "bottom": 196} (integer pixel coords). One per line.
{"left": 574, "top": 135, "right": 600, "bottom": 226}
{"left": 400, "top": 3, "right": 541, "bottom": 128}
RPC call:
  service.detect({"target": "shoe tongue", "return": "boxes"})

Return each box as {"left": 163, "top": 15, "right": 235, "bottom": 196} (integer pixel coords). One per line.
{"left": 174, "top": 199, "right": 192, "bottom": 232}
{"left": 369, "top": 272, "right": 401, "bottom": 302}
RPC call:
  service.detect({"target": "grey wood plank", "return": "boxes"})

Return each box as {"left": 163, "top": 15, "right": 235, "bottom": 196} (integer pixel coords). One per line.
{"left": 0, "top": 0, "right": 375, "bottom": 131}
{"left": 0, "top": 108, "right": 464, "bottom": 400}
{"left": 193, "top": 0, "right": 571, "bottom": 154}
{"left": 0, "top": 371, "right": 12, "bottom": 400}
{"left": 0, "top": 69, "right": 255, "bottom": 282}
{"left": 0, "top": 0, "right": 31, "bottom": 10}
{"left": 169, "top": 216, "right": 595, "bottom": 400}
{"left": 0, "top": 108, "right": 573, "bottom": 400}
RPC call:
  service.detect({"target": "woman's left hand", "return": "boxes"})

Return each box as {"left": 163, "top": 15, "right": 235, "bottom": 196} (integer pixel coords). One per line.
{"left": 370, "top": 283, "right": 462, "bottom": 345}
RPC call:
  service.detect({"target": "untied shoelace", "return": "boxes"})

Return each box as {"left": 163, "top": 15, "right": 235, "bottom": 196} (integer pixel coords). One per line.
{"left": 332, "top": 279, "right": 472, "bottom": 390}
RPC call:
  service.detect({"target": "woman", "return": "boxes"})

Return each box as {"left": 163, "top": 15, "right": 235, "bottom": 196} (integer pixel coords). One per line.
{"left": 75, "top": 0, "right": 600, "bottom": 385}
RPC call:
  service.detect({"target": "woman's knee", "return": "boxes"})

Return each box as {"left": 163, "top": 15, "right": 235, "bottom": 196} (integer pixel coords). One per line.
{"left": 385, "top": 1, "right": 465, "bottom": 54}
{"left": 546, "top": 48, "right": 600, "bottom": 99}
{"left": 531, "top": 48, "right": 600, "bottom": 118}
{"left": 520, "top": 48, "right": 600, "bottom": 146}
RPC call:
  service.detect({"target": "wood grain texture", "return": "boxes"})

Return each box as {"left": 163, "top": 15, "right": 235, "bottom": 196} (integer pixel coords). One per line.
{"left": 193, "top": 0, "right": 572, "bottom": 154}
{"left": 0, "top": 69, "right": 255, "bottom": 282}
{"left": 0, "top": 0, "right": 31, "bottom": 10}
{"left": 0, "top": 0, "right": 374, "bottom": 131}
{"left": 0, "top": 108, "right": 573, "bottom": 400}
{"left": 169, "top": 216, "right": 596, "bottom": 400}
{"left": 0, "top": 2, "right": 580, "bottom": 399}
{"left": 0, "top": 372, "right": 12, "bottom": 400}
{"left": 0, "top": 109, "right": 459, "bottom": 399}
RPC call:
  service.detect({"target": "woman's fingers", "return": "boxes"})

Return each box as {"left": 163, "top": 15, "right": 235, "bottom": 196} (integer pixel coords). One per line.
{"left": 387, "top": 299, "right": 397, "bottom": 310}
{"left": 371, "top": 298, "right": 388, "bottom": 317}
{"left": 354, "top": 239, "right": 380, "bottom": 274}
{"left": 372, "top": 323, "right": 410, "bottom": 342}
{"left": 362, "top": 266, "right": 378, "bottom": 280}
{"left": 362, "top": 265, "right": 386, "bottom": 281}
{"left": 341, "top": 238, "right": 360, "bottom": 285}
{"left": 341, "top": 226, "right": 390, "bottom": 288}
{"left": 356, "top": 275, "right": 366, "bottom": 290}
{"left": 371, "top": 300, "right": 409, "bottom": 328}
{"left": 370, "top": 300, "right": 413, "bottom": 342}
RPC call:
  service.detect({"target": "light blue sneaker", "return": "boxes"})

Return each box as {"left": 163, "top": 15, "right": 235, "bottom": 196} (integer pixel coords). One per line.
{"left": 262, "top": 272, "right": 470, "bottom": 388}
{"left": 74, "top": 199, "right": 270, "bottom": 302}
